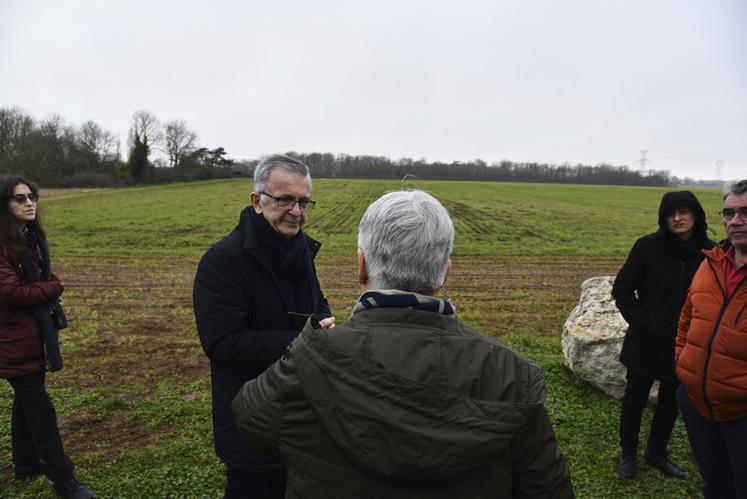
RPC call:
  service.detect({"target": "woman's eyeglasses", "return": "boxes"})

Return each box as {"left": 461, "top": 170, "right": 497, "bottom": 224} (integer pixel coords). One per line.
{"left": 12, "top": 193, "right": 38, "bottom": 204}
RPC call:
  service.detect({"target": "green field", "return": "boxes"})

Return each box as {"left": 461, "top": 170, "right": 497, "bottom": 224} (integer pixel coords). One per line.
{"left": 0, "top": 179, "right": 726, "bottom": 497}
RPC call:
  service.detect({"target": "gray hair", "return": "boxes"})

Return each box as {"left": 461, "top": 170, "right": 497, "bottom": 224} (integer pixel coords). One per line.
{"left": 723, "top": 179, "right": 747, "bottom": 201}
{"left": 358, "top": 190, "right": 454, "bottom": 294}
{"left": 254, "top": 154, "right": 311, "bottom": 192}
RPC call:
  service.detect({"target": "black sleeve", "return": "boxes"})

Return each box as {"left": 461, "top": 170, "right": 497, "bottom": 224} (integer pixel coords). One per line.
{"left": 612, "top": 239, "right": 651, "bottom": 330}
{"left": 193, "top": 246, "right": 298, "bottom": 372}
{"left": 313, "top": 267, "right": 331, "bottom": 319}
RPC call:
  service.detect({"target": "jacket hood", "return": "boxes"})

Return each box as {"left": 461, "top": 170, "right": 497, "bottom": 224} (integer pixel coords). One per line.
{"left": 658, "top": 190, "right": 708, "bottom": 235}
{"left": 293, "top": 310, "right": 543, "bottom": 486}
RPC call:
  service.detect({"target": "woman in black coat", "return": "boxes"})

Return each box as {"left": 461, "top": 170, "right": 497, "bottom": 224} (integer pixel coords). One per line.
{"left": 612, "top": 190, "right": 714, "bottom": 480}
{"left": 0, "top": 175, "right": 95, "bottom": 499}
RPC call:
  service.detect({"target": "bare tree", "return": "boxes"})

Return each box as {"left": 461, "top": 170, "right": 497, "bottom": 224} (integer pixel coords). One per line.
{"left": 77, "top": 120, "right": 119, "bottom": 163}
{"left": 128, "top": 110, "right": 162, "bottom": 150}
{"left": 164, "top": 119, "right": 198, "bottom": 168}
{"left": 0, "top": 107, "right": 35, "bottom": 163}
{"left": 37, "top": 114, "right": 70, "bottom": 176}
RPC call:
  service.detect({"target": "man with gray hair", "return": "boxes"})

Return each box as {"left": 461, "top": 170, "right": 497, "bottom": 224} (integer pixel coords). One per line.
{"left": 676, "top": 179, "right": 747, "bottom": 498}
{"left": 194, "top": 154, "right": 333, "bottom": 498}
{"left": 232, "top": 190, "right": 574, "bottom": 498}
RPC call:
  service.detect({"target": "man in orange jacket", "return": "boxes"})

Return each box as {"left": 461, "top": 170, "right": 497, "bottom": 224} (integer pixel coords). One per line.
{"left": 675, "top": 179, "right": 747, "bottom": 499}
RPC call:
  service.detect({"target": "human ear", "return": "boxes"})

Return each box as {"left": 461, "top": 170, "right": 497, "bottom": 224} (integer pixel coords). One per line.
{"left": 444, "top": 258, "right": 452, "bottom": 284}
{"left": 250, "top": 192, "right": 262, "bottom": 213}
{"left": 435, "top": 258, "right": 452, "bottom": 292}
{"left": 357, "top": 248, "right": 368, "bottom": 290}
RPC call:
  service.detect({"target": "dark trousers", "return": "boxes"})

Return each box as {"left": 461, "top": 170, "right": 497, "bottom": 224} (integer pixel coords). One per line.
{"left": 677, "top": 386, "right": 747, "bottom": 499}
{"left": 7, "top": 369, "right": 74, "bottom": 483}
{"left": 225, "top": 467, "right": 287, "bottom": 499}
{"left": 619, "top": 369, "right": 679, "bottom": 456}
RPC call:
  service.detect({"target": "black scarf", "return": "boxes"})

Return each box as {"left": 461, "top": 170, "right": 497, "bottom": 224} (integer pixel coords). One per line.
{"left": 18, "top": 227, "right": 65, "bottom": 372}
{"left": 661, "top": 229, "right": 714, "bottom": 309}
{"left": 247, "top": 208, "right": 315, "bottom": 314}
{"left": 662, "top": 229, "right": 710, "bottom": 261}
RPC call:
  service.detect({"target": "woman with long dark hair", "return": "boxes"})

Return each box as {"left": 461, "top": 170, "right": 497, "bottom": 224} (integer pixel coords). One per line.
{"left": 0, "top": 175, "right": 94, "bottom": 498}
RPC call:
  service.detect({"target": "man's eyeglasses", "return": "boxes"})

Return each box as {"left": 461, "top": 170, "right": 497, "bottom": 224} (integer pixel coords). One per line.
{"left": 719, "top": 207, "right": 747, "bottom": 222}
{"left": 260, "top": 191, "right": 316, "bottom": 211}
{"left": 12, "top": 193, "right": 38, "bottom": 204}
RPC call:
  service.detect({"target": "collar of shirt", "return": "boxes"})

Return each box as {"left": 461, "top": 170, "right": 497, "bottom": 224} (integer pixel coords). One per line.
{"left": 724, "top": 245, "right": 747, "bottom": 298}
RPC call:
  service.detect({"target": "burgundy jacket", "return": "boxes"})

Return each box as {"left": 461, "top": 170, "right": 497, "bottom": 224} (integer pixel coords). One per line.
{"left": 0, "top": 245, "right": 63, "bottom": 379}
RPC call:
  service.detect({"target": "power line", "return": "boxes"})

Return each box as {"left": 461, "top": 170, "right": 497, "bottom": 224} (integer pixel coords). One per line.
{"left": 639, "top": 149, "right": 649, "bottom": 172}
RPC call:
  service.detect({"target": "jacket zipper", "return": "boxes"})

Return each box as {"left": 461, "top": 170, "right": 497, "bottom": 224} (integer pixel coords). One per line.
{"left": 701, "top": 260, "right": 747, "bottom": 421}
{"left": 702, "top": 260, "right": 727, "bottom": 421}
{"left": 680, "top": 260, "right": 684, "bottom": 282}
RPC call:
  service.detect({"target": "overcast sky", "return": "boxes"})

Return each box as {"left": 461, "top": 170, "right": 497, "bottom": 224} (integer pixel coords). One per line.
{"left": 1, "top": 0, "right": 745, "bottom": 180}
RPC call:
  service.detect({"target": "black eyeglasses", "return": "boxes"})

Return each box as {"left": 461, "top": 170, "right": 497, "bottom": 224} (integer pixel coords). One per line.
{"left": 720, "top": 207, "right": 747, "bottom": 222}
{"left": 260, "top": 191, "right": 316, "bottom": 211}
{"left": 12, "top": 193, "right": 38, "bottom": 204}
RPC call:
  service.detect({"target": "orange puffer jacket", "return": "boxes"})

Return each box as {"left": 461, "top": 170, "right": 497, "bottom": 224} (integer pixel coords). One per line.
{"left": 676, "top": 245, "right": 747, "bottom": 422}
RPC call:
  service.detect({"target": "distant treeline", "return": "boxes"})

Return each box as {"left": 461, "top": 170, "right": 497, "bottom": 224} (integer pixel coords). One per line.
{"left": 289, "top": 152, "right": 672, "bottom": 186}
{"left": 1, "top": 107, "right": 672, "bottom": 187}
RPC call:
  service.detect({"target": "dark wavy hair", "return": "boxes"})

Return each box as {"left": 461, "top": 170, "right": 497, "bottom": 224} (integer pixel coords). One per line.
{"left": 0, "top": 175, "right": 47, "bottom": 258}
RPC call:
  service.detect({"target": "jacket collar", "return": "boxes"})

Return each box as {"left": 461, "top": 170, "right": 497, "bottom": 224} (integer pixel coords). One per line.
{"left": 345, "top": 306, "right": 460, "bottom": 330}
{"left": 703, "top": 240, "right": 733, "bottom": 263}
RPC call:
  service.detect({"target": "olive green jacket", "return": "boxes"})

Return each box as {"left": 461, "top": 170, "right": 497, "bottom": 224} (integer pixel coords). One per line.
{"left": 232, "top": 307, "right": 574, "bottom": 498}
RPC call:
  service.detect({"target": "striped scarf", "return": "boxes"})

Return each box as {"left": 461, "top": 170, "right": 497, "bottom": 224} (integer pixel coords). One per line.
{"left": 352, "top": 290, "right": 456, "bottom": 317}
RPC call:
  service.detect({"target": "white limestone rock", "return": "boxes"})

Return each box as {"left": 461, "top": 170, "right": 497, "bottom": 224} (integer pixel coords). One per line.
{"left": 562, "top": 276, "right": 630, "bottom": 400}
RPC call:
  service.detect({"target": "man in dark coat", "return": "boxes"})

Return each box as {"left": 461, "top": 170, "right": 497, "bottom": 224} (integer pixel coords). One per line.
{"left": 612, "top": 190, "right": 714, "bottom": 480}
{"left": 232, "top": 190, "right": 574, "bottom": 498}
{"left": 193, "top": 155, "right": 333, "bottom": 499}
